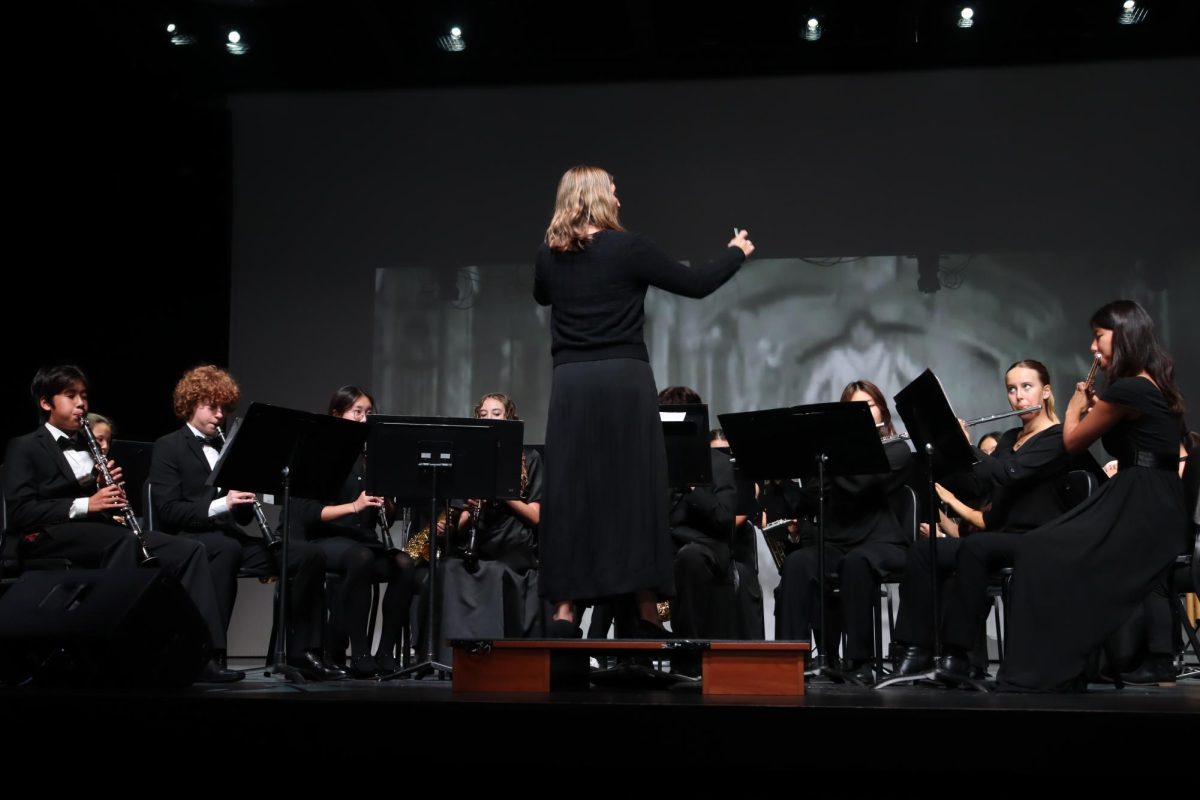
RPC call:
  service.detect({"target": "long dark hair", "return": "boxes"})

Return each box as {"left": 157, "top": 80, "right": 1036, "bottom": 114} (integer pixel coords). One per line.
{"left": 1090, "top": 300, "right": 1185, "bottom": 416}
{"left": 328, "top": 385, "right": 376, "bottom": 416}
{"left": 840, "top": 379, "right": 896, "bottom": 437}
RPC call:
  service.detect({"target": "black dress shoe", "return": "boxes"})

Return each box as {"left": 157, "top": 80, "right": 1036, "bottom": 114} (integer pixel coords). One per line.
{"left": 199, "top": 658, "right": 246, "bottom": 683}
{"left": 1119, "top": 655, "right": 1178, "bottom": 687}
{"left": 843, "top": 660, "right": 877, "bottom": 686}
{"left": 895, "top": 646, "right": 934, "bottom": 677}
{"left": 935, "top": 653, "right": 973, "bottom": 684}
{"left": 375, "top": 652, "right": 399, "bottom": 674}
{"left": 350, "top": 654, "right": 381, "bottom": 679}
{"left": 288, "top": 651, "right": 350, "bottom": 681}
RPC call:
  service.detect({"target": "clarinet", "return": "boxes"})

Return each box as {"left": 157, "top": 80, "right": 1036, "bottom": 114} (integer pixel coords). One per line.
{"left": 215, "top": 425, "right": 282, "bottom": 550}
{"left": 461, "top": 500, "right": 483, "bottom": 574}
{"left": 79, "top": 415, "right": 158, "bottom": 566}
{"left": 378, "top": 499, "right": 400, "bottom": 554}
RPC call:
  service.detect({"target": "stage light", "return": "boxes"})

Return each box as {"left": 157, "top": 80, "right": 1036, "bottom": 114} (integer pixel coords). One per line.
{"left": 167, "top": 22, "right": 195, "bottom": 46}
{"left": 1119, "top": 1, "right": 1148, "bottom": 25}
{"left": 226, "top": 30, "right": 249, "bottom": 55}
{"left": 438, "top": 26, "right": 466, "bottom": 52}
{"left": 804, "top": 17, "right": 822, "bottom": 42}
{"left": 958, "top": 7, "right": 975, "bottom": 29}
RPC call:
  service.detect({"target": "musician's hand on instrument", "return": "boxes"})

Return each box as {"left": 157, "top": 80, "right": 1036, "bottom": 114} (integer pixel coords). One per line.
{"left": 1079, "top": 380, "right": 1098, "bottom": 403}
{"left": 958, "top": 418, "right": 971, "bottom": 442}
{"left": 356, "top": 491, "right": 385, "bottom": 509}
{"left": 436, "top": 520, "right": 447, "bottom": 535}
{"left": 1103, "top": 460, "right": 1119, "bottom": 478}
{"left": 104, "top": 461, "right": 124, "bottom": 485}
{"left": 88, "top": 484, "right": 126, "bottom": 514}
{"left": 226, "top": 490, "right": 258, "bottom": 507}
{"left": 935, "top": 483, "right": 955, "bottom": 504}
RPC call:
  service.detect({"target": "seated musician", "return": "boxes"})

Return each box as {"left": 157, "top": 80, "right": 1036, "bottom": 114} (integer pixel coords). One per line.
{"left": 149, "top": 365, "right": 345, "bottom": 680}
{"left": 431, "top": 393, "right": 543, "bottom": 659}
{"left": 775, "top": 379, "right": 913, "bottom": 684}
{"left": 4, "top": 365, "right": 235, "bottom": 682}
{"left": 892, "top": 359, "right": 1071, "bottom": 682}
{"left": 290, "top": 386, "right": 417, "bottom": 677}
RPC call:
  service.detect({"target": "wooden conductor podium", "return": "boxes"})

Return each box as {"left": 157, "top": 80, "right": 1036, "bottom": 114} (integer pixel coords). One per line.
{"left": 450, "top": 639, "right": 810, "bottom": 696}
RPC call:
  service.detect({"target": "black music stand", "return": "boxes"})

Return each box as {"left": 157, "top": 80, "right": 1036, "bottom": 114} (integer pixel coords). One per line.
{"left": 211, "top": 402, "right": 367, "bottom": 682}
{"left": 365, "top": 415, "right": 523, "bottom": 680}
{"left": 720, "top": 402, "right": 889, "bottom": 681}
{"left": 109, "top": 439, "right": 153, "bottom": 518}
{"left": 660, "top": 403, "right": 712, "bottom": 490}
{"left": 875, "top": 369, "right": 986, "bottom": 691}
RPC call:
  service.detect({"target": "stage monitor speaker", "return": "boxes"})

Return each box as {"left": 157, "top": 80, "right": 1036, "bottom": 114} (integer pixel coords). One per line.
{"left": 0, "top": 568, "right": 210, "bottom": 688}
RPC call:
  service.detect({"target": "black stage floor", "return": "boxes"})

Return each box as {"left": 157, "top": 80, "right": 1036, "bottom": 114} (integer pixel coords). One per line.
{"left": 4, "top": 660, "right": 1197, "bottom": 778}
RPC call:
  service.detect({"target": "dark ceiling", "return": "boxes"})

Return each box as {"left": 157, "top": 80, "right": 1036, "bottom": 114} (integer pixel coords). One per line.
{"left": 30, "top": 1, "right": 1200, "bottom": 95}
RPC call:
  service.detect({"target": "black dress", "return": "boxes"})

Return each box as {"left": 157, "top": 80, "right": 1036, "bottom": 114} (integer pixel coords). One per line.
{"left": 439, "top": 447, "right": 545, "bottom": 655}
{"left": 997, "top": 377, "right": 1188, "bottom": 691}
{"left": 534, "top": 230, "right": 744, "bottom": 602}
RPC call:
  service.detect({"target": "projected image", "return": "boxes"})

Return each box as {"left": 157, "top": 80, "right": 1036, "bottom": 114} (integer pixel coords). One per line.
{"left": 373, "top": 252, "right": 1185, "bottom": 445}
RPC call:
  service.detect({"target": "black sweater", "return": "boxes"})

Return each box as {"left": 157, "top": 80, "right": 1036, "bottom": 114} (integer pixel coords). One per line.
{"left": 533, "top": 230, "right": 745, "bottom": 366}
{"left": 943, "top": 424, "right": 1070, "bottom": 534}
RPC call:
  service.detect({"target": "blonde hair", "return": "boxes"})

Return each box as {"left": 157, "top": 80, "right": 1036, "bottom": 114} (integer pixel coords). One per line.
{"left": 1006, "top": 359, "right": 1059, "bottom": 424}
{"left": 544, "top": 165, "right": 623, "bottom": 252}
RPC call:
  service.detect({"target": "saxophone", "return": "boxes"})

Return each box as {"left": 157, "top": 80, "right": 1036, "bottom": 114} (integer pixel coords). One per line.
{"left": 402, "top": 507, "right": 459, "bottom": 565}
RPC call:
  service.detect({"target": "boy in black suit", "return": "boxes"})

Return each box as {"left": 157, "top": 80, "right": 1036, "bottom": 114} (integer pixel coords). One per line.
{"left": 149, "top": 365, "right": 346, "bottom": 680}
{"left": 2, "top": 365, "right": 240, "bottom": 681}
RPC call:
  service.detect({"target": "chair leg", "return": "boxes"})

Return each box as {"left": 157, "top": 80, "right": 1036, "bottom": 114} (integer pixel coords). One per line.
{"left": 1170, "top": 591, "right": 1200, "bottom": 672}
{"left": 367, "top": 582, "right": 380, "bottom": 653}
{"left": 265, "top": 582, "right": 280, "bottom": 667}
{"left": 885, "top": 584, "right": 899, "bottom": 668}
{"left": 873, "top": 588, "right": 884, "bottom": 676}
{"left": 991, "top": 595, "right": 1004, "bottom": 662}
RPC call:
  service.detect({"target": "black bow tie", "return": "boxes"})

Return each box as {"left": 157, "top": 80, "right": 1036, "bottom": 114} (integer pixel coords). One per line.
{"left": 196, "top": 434, "right": 223, "bottom": 452}
{"left": 57, "top": 434, "right": 86, "bottom": 452}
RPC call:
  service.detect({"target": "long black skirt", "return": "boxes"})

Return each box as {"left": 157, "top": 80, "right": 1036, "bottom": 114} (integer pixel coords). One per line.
{"left": 538, "top": 358, "right": 673, "bottom": 602}
{"left": 996, "top": 467, "right": 1188, "bottom": 691}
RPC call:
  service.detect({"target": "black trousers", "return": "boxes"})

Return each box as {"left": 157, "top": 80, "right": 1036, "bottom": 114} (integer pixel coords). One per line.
{"left": 672, "top": 542, "right": 734, "bottom": 640}
{"left": 28, "top": 522, "right": 226, "bottom": 649}
{"left": 179, "top": 530, "right": 326, "bottom": 657}
{"left": 777, "top": 540, "right": 906, "bottom": 661}
{"left": 893, "top": 537, "right": 961, "bottom": 649}
{"left": 315, "top": 536, "right": 415, "bottom": 658}
{"left": 943, "top": 532, "right": 1021, "bottom": 654}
